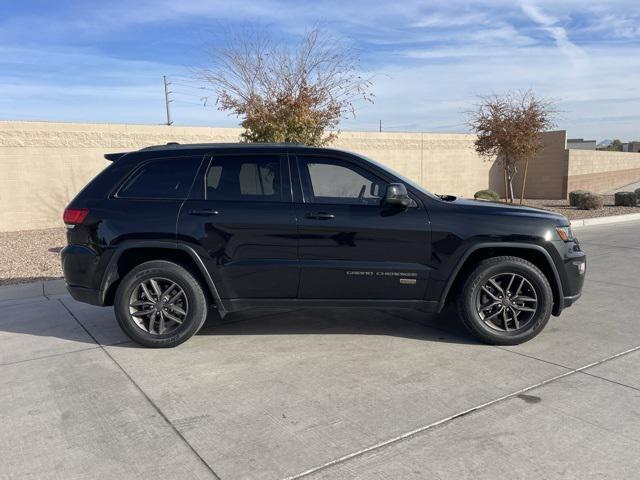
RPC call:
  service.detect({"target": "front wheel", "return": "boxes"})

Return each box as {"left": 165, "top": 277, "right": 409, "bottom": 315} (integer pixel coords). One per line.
{"left": 114, "top": 260, "right": 208, "bottom": 348}
{"left": 457, "top": 256, "right": 553, "bottom": 345}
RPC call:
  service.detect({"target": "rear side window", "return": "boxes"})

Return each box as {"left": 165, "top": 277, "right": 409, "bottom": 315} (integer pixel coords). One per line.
{"left": 117, "top": 156, "right": 201, "bottom": 199}
{"left": 205, "top": 155, "right": 282, "bottom": 202}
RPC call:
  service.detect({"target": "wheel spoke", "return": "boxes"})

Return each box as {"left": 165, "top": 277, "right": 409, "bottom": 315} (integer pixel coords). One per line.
{"left": 502, "top": 308, "right": 509, "bottom": 331}
{"left": 130, "top": 300, "right": 154, "bottom": 308}
{"left": 163, "top": 310, "right": 184, "bottom": 324}
{"left": 509, "top": 307, "right": 520, "bottom": 329}
{"left": 515, "top": 277, "right": 526, "bottom": 296}
{"left": 168, "top": 304, "right": 186, "bottom": 316}
{"left": 514, "top": 306, "right": 537, "bottom": 312}
{"left": 488, "top": 278, "right": 504, "bottom": 296}
{"left": 149, "top": 279, "right": 162, "bottom": 298}
{"left": 514, "top": 295, "right": 537, "bottom": 303}
{"left": 480, "top": 301, "right": 501, "bottom": 312}
{"left": 481, "top": 286, "right": 500, "bottom": 301}
{"left": 140, "top": 281, "right": 154, "bottom": 301}
{"left": 131, "top": 309, "right": 154, "bottom": 318}
{"left": 148, "top": 311, "right": 157, "bottom": 334}
{"left": 483, "top": 307, "right": 503, "bottom": 323}
{"left": 167, "top": 289, "right": 183, "bottom": 305}
{"left": 506, "top": 274, "right": 516, "bottom": 296}
{"left": 158, "top": 311, "right": 166, "bottom": 334}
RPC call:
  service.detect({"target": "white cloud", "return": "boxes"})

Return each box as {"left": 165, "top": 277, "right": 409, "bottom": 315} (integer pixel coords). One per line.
{"left": 520, "top": 2, "right": 589, "bottom": 69}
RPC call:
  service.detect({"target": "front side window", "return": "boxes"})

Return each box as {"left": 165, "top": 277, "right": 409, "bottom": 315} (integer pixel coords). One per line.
{"left": 117, "top": 156, "right": 201, "bottom": 199}
{"left": 206, "top": 155, "right": 282, "bottom": 202}
{"left": 299, "top": 157, "right": 387, "bottom": 206}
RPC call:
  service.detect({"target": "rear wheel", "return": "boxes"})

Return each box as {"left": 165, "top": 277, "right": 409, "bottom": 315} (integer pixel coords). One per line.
{"left": 457, "top": 256, "right": 553, "bottom": 345}
{"left": 114, "top": 260, "right": 207, "bottom": 348}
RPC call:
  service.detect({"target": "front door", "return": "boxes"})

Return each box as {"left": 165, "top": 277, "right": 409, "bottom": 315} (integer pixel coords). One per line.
{"left": 294, "top": 155, "right": 431, "bottom": 300}
{"left": 178, "top": 152, "right": 299, "bottom": 299}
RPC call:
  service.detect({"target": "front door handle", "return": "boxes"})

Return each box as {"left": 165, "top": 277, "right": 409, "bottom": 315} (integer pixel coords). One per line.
{"left": 189, "top": 209, "right": 219, "bottom": 217}
{"left": 304, "top": 212, "right": 335, "bottom": 220}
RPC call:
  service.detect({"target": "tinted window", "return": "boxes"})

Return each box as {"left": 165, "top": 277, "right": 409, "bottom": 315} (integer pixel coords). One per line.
{"left": 299, "top": 157, "right": 387, "bottom": 205}
{"left": 206, "top": 155, "right": 282, "bottom": 202}
{"left": 117, "top": 156, "right": 201, "bottom": 199}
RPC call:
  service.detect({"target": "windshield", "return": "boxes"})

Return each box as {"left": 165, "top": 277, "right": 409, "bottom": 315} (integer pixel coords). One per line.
{"left": 357, "top": 153, "right": 440, "bottom": 200}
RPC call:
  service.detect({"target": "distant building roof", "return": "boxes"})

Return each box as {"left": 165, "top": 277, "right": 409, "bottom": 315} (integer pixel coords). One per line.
{"left": 567, "top": 138, "right": 597, "bottom": 150}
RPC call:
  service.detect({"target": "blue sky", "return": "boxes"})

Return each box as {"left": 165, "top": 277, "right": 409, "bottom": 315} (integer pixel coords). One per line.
{"left": 1, "top": 0, "right": 639, "bottom": 140}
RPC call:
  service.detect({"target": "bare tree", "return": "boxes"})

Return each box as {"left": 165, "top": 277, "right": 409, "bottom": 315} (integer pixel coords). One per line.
{"left": 468, "top": 91, "right": 557, "bottom": 204}
{"left": 197, "top": 28, "right": 373, "bottom": 146}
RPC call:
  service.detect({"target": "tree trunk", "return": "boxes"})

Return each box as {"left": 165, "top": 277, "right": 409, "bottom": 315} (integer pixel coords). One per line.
{"left": 503, "top": 168, "right": 509, "bottom": 203}
{"left": 519, "top": 157, "right": 530, "bottom": 205}
{"left": 508, "top": 171, "right": 515, "bottom": 203}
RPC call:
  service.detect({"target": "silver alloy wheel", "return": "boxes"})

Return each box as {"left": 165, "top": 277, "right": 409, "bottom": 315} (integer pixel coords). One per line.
{"left": 128, "top": 277, "right": 188, "bottom": 335}
{"left": 475, "top": 273, "right": 538, "bottom": 332}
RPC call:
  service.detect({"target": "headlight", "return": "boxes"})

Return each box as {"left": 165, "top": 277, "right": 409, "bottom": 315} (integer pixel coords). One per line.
{"left": 556, "top": 226, "right": 574, "bottom": 242}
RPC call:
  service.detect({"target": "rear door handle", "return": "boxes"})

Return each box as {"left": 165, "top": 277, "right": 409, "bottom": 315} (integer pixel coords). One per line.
{"left": 304, "top": 212, "right": 335, "bottom": 220}
{"left": 188, "top": 209, "right": 219, "bottom": 216}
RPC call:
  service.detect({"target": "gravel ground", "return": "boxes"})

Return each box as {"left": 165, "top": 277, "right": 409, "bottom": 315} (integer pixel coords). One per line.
{"left": 0, "top": 228, "right": 66, "bottom": 286}
{"left": 524, "top": 195, "right": 640, "bottom": 220}
{"left": 0, "top": 196, "right": 638, "bottom": 286}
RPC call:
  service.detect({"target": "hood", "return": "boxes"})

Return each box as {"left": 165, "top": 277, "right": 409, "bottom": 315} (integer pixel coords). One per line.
{"left": 449, "top": 197, "right": 569, "bottom": 225}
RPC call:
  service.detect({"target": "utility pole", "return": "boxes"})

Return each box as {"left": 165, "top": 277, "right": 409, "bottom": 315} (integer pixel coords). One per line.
{"left": 163, "top": 75, "right": 173, "bottom": 126}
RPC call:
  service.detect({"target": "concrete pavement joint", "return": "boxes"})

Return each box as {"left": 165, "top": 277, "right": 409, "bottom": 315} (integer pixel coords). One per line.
{"left": 585, "top": 278, "right": 638, "bottom": 290}
{"left": 0, "top": 345, "right": 102, "bottom": 368}
{"left": 283, "top": 344, "right": 640, "bottom": 480}
{"left": 58, "top": 299, "right": 222, "bottom": 480}
{"left": 580, "top": 370, "right": 640, "bottom": 393}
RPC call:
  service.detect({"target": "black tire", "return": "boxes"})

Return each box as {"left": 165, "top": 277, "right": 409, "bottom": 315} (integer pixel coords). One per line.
{"left": 114, "top": 260, "right": 208, "bottom": 348}
{"left": 457, "top": 256, "right": 553, "bottom": 345}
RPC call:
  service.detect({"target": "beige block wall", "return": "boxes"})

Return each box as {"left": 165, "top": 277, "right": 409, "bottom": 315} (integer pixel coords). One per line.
{"left": 566, "top": 149, "right": 640, "bottom": 194}
{"left": 7, "top": 121, "right": 627, "bottom": 232}
{"left": 510, "top": 130, "right": 569, "bottom": 200}
{"left": 0, "top": 121, "right": 503, "bottom": 232}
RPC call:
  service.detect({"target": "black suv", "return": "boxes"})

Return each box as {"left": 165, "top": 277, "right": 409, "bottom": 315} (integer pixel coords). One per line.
{"left": 62, "top": 143, "right": 586, "bottom": 348}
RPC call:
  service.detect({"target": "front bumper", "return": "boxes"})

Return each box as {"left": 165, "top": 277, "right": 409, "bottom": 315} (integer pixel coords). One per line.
{"left": 553, "top": 249, "right": 586, "bottom": 315}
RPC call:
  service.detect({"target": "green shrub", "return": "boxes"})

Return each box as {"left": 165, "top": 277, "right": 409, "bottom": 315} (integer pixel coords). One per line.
{"left": 568, "top": 190, "right": 590, "bottom": 207}
{"left": 635, "top": 187, "right": 640, "bottom": 199}
{"left": 576, "top": 193, "right": 604, "bottom": 210}
{"left": 474, "top": 189, "right": 501, "bottom": 201}
{"left": 614, "top": 191, "right": 637, "bottom": 207}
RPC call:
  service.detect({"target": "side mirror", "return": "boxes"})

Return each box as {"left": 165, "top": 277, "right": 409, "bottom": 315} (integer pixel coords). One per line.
{"left": 384, "top": 183, "right": 411, "bottom": 208}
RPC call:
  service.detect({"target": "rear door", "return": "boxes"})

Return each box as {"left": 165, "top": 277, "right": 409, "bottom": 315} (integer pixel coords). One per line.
{"left": 178, "top": 151, "right": 299, "bottom": 299}
{"left": 293, "top": 154, "right": 431, "bottom": 300}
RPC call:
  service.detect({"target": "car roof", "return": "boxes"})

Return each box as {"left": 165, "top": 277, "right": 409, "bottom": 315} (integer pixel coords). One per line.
{"left": 104, "top": 142, "right": 345, "bottom": 161}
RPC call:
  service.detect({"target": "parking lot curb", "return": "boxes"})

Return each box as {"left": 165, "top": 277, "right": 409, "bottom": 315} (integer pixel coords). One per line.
{"left": 571, "top": 212, "right": 640, "bottom": 229}
{"left": 0, "top": 279, "right": 66, "bottom": 302}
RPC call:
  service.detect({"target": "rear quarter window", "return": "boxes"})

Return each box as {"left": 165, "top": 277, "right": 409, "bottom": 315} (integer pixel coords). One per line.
{"left": 116, "top": 156, "right": 202, "bottom": 200}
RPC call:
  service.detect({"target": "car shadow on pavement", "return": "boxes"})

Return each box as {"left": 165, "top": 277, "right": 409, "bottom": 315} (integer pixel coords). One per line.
{"left": 197, "top": 306, "right": 480, "bottom": 346}
{"left": 0, "top": 300, "right": 478, "bottom": 349}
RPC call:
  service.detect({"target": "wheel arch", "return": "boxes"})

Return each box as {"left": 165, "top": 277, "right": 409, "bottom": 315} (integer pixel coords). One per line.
{"left": 441, "top": 243, "right": 564, "bottom": 316}
{"left": 100, "top": 241, "right": 226, "bottom": 317}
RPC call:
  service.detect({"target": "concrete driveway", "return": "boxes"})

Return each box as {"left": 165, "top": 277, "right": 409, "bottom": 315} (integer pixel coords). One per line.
{"left": 1, "top": 221, "right": 639, "bottom": 480}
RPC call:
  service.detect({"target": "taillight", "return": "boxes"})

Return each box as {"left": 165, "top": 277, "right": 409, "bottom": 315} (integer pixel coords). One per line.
{"left": 63, "top": 208, "right": 89, "bottom": 225}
